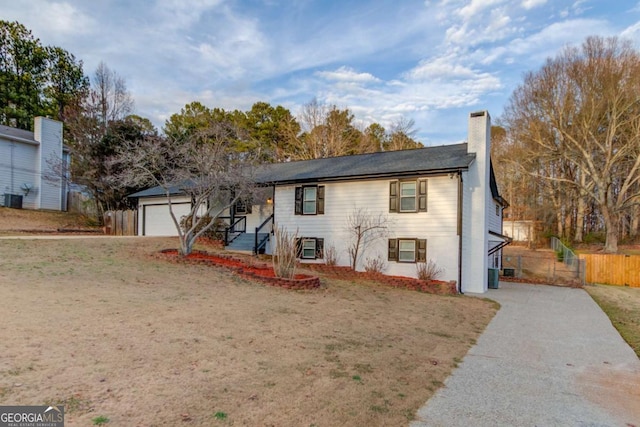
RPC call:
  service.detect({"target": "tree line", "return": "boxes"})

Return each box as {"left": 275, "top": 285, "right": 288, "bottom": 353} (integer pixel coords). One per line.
{"left": 1, "top": 20, "right": 422, "bottom": 217}
{"left": 496, "top": 36, "right": 640, "bottom": 253}
{"left": 3, "top": 20, "right": 639, "bottom": 253}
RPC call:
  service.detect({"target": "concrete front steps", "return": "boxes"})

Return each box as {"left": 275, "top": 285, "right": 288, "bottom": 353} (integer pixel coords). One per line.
{"left": 225, "top": 232, "right": 269, "bottom": 252}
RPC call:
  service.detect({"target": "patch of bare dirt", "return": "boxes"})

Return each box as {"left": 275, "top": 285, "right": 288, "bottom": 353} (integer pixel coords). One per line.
{"left": 576, "top": 365, "right": 640, "bottom": 426}
{"left": 0, "top": 237, "right": 497, "bottom": 426}
{"left": 503, "top": 245, "right": 581, "bottom": 285}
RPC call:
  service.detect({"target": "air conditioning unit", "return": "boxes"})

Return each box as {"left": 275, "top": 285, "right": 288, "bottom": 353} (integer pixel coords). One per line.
{"left": 4, "top": 194, "right": 23, "bottom": 209}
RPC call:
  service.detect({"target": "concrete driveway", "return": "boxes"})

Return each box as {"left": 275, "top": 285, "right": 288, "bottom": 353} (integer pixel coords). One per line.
{"left": 412, "top": 282, "right": 640, "bottom": 427}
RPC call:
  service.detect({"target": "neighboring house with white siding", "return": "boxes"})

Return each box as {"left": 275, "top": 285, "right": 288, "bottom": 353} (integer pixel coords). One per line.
{"left": 130, "top": 110, "right": 509, "bottom": 293}
{"left": 0, "top": 117, "right": 67, "bottom": 211}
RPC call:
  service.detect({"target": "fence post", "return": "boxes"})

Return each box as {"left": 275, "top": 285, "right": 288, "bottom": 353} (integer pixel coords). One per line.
{"left": 517, "top": 256, "right": 522, "bottom": 278}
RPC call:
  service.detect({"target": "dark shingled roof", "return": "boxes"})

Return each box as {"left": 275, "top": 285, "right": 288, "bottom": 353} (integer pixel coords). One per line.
{"left": 128, "top": 185, "right": 185, "bottom": 198}
{"left": 0, "top": 124, "right": 37, "bottom": 143}
{"left": 256, "top": 143, "right": 474, "bottom": 184}
{"left": 129, "top": 143, "right": 476, "bottom": 199}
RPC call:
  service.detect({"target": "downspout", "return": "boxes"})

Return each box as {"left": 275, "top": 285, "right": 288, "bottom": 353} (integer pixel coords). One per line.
{"left": 457, "top": 170, "right": 464, "bottom": 294}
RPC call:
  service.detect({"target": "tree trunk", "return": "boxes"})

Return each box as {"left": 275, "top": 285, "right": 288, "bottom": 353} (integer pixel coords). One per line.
{"left": 556, "top": 209, "right": 564, "bottom": 239}
{"left": 179, "top": 232, "right": 194, "bottom": 256}
{"left": 601, "top": 207, "right": 619, "bottom": 253}
{"left": 574, "top": 188, "right": 586, "bottom": 243}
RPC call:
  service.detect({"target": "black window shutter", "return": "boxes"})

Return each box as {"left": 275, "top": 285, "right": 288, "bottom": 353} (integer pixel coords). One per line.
{"left": 417, "top": 239, "right": 427, "bottom": 262}
{"left": 246, "top": 199, "right": 252, "bottom": 214}
{"left": 418, "top": 179, "right": 427, "bottom": 212}
{"left": 294, "top": 187, "right": 303, "bottom": 215}
{"left": 317, "top": 186, "right": 325, "bottom": 214}
{"left": 295, "top": 238, "right": 302, "bottom": 258}
{"left": 389, "top": 181, "right": 398, "bottom": 212}
{"left": 315, "top": 238, "right": 324, "bottom": 259}
{"left": 388, "top": 239, "right": 398, "bottom": 261}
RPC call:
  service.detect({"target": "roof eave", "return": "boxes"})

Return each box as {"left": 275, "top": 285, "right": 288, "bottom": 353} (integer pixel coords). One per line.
{"left": 0, "top": 133, "right": 39, "bottom": 146}
{"left": 258, "top": 165, "right": 471, "bottom": 186}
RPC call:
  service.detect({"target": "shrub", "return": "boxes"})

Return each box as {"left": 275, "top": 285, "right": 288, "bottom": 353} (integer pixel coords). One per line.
{"left": 416, "top": 260, "right": 444, "bottom": 281}
{"left": 324, "top": 244, "right": 338, "bottom": 266}
{"left": 272, "top": 225, "right": 298, "bottom": 279}
{"left": 364, "top": 256, "right": 386, "bottom": 274}
{"left": 180, "top": 215, "right": 224, "bottom": 240}
{"left": 583, "top": 232, "right": 605, "bottom": 244}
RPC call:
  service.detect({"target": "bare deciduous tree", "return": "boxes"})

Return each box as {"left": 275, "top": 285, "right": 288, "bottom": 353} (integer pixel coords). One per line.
{"left": 62, "top": 63, "right": 137, "bottom": 215}
{"left": 345, "top": 207, "right": 390, "bottom": 270}
{"left": 114, "top": 124, "right": 258, "bottom": 255}
{"left": 502, "top": 36, "right": 640, "bottom": 252}
{"left": 289, "top": 99, "right": 365, "bottom": 159}
{"left": 384, "top": 117, "right": 422, "bottom": 151}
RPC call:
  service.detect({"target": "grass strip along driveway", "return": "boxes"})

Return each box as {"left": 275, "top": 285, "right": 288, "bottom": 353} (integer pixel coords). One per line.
{"left": 586, "top": 284, "right": 640, "bottom": 358}
{"left": 0, "top": 237, "right": 496, "bottom": 426}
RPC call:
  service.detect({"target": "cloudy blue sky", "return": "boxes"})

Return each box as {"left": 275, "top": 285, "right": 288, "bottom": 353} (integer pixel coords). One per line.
{"left": 2, "top": 0, "right": 640, "bottom": 144}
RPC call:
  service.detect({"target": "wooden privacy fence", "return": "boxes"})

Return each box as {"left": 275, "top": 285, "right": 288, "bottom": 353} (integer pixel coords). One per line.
{"left": 104, "top": 210, "right": 137, "bottom": 236}
{"left": 579, "top": 254, "right": 640, "bottom": 287}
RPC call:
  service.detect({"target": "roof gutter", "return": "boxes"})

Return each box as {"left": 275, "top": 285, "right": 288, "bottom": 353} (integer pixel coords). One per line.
{"left": 257, "top": 166, "right": 471, "bottom": 186}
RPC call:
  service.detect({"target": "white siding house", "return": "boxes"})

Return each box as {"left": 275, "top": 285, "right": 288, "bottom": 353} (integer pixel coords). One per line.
{"left": 129, "top": 111, "right": 509, "bottom": 293}
{"left": 0, "top": 117, "right": 65, "bottom": 210}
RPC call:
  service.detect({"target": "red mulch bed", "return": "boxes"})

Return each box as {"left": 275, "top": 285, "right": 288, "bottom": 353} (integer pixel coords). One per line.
{"left": 159, "top": 249, "right": 321, "bottom": 290}
{"left": 304, "top": 264, "right": 458, "bottom": 295}
{"left": 157, "top": 249, "right": 458, "bottom": 295}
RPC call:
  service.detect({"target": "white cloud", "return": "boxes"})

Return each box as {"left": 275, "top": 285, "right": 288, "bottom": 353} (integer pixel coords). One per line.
{"left": 521, "top": 0, "right": 547, "bottom": 10}
{"left": 507, "top": 19, "right": 612, "bottom": 57}
{"left": 445, "top": 6, "right": 515, "bottom": 46}
{"left": 315, "top": 67, "right": 380, "bottom": 84}
{"left": 457, "top": 0, "right": 506, "bottom": 20}
{"left": 1, "top": 0, "right": 96, "bottom": 38}
{"left": 407, "top": 57, "right": 480, "bottom": 80}
{"left": 153, "top": 0, "right": 225, "bottom": 29}
{"left": 621, "top": 21, "right": 640, "bottom": 44}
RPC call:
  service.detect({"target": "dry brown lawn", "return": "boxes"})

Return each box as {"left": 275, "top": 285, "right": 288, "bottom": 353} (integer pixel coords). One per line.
{"left": 0, "top": 236, "right": 496, "bottom": 426}
{"left": 586, "top": 284, "right": 640, "bottom": 358}
{"left": 0, "top": 206, "right": 98, "bottom": 233}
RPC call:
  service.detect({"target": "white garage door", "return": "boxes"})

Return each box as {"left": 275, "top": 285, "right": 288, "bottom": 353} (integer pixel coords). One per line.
{"left": 143, "top": 202, "right": 191, "bottom": 236}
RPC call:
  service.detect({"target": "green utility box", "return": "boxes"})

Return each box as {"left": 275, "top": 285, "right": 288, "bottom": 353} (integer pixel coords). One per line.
{"left": 488, "top": 268, "right": 499, "bottom": 289}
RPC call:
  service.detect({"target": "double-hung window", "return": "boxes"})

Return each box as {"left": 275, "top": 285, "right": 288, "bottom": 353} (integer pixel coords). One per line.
{"left": 389, "top": 179, "right": 427, "bottom": 213}
{"left": 388, "top": 238, "right": 427, "bottom": 263}
{"left": 398, "top": 239, "right": 416, "bottom": 262}
{"left": 295, "top": 185, "right": 325, "bottom": 215}
{"left": 400, "top": 182, "right": 416, "bottom": 212}
{"left": 303, "top": 187, "right": 317, "bottom": 215}
{"left": 302, "top": 239, "right": 316, "bottom": 259}
{"left": 295, "top": 237, "right": 325, "bottom": 260}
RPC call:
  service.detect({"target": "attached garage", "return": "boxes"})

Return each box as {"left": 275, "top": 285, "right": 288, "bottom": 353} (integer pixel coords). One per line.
{"left": 141, "top": 200, "right": 191, "bottom": 236}
{"left": 128, "top": 186, "right": 194, "bottom": 236}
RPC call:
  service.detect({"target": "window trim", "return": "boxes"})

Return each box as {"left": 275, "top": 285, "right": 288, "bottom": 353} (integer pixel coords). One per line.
{"left": 301, "top": 239, "right": 316, "bottom": 259}
{"left": 390, "top": 179, "right": 427, "bottom": 213}
{"left": 296, "top": 237, "right": 324, "bottom": 260}
{"left": 398, "top": 239, "right": 417, "bottom": 263}
{"left": 295, "top": 185, "right": 325, "bottom": 215}
{"left": 235, "top": 199, "right": 251, "bottom": 215}
{"left": 303, "top": 187, "right": 317, "bottom": 215}
{"left": 399, "top": 181, "right": 417, "bottom": 213}
{"left": 388, "top": 238, "right": 427, "bottom": 263}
